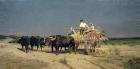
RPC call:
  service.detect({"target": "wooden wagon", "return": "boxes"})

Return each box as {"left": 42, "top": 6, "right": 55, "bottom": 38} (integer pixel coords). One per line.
{"left": 69, "top": 27, "right": 108, "bottom": 55}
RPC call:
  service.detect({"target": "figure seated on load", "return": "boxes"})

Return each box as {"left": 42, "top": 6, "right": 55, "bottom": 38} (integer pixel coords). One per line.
{"left": 79, "top": 19, "right": 89, "bottom": 35}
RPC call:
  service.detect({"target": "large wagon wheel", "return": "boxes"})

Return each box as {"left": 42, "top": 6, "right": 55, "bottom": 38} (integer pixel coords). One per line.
{"left": 83, "top": 30, "right": 99, "bottom": 55}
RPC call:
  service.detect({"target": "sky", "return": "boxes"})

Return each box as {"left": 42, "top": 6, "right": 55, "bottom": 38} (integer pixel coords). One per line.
{"left": 0, "top": 0, "right": 140, "bottom": 37}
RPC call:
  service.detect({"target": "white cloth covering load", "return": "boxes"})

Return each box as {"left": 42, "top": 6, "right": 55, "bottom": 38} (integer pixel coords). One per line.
{"left": 70, "top": 27, "right": 75, "bottom": 33}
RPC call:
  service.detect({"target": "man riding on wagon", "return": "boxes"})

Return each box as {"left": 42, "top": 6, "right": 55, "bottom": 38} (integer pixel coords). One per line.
{"left": 79, "top": 19, "right": 89, "bottom": 34}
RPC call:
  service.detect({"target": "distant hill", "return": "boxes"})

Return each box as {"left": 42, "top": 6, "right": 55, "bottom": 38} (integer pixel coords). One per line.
{"left": 109, "top": 37, "right": 140, "bottom": 40}
{"left": 0, "top": 35, "right": 7, "bottom": 40}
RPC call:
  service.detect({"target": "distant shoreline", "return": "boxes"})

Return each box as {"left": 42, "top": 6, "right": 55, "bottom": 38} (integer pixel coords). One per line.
{"left": 109, "top": 37, "right": 140, "bottom": 40}
{"left": 0, "top": 34, "right": 140, "bottom": 39}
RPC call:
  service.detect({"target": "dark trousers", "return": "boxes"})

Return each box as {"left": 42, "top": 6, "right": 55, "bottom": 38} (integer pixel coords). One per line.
{"left": 80, "top": 27, "right": 85, "bottom": 35}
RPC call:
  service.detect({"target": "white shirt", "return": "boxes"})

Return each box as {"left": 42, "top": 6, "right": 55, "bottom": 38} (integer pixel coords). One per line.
{"left": 79, "top": 22, "right": 88, "bottom": 28}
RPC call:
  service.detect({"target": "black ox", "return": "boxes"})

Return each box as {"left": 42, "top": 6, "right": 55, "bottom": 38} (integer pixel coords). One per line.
{"left": 30, "top": 36, "right": 45, "bottom": 51}
{"left": 18, "top": 36, "right": 30, "bottom": 53}
{"left": 18, "top": 36, "right": 45, "bottom": 53}
{"left": 48, "top": 35, "right": 77, "bottom": 54}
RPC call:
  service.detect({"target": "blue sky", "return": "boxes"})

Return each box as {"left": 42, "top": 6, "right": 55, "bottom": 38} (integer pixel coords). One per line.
{"left": 0, "top": 0, "right": 140, "bottom": 37}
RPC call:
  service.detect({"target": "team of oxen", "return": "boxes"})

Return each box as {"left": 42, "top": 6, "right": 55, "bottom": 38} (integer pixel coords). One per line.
{"left": 18, "top": 35, "right": 78, "bottom": 53}
{"left": 18, "top": 35, "right": 97, "bottom": 54}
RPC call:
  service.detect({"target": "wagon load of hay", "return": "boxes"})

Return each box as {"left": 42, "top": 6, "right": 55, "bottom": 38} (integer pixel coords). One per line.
{"left": 68, "top": 21, "right": 108, "bottom": 55}
{"left": 70, "top": 31, "right": 85, "bottom": 42}
{"left": 69, "top": 27, "right": 107, "bottom": 43}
